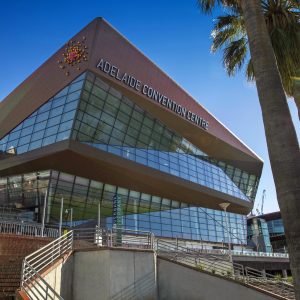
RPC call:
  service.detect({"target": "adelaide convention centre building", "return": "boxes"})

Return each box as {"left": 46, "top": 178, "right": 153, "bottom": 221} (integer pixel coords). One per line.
{"left": 0, "top": 18, "right": 263, "bottom": 249}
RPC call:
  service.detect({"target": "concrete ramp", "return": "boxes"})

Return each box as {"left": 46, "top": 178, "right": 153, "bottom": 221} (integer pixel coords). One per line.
{"left": 157, "top": 257, "right": 284, "bottom": 300}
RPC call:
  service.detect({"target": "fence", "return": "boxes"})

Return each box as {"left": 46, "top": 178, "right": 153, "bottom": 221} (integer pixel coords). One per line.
{"left": 0, "top": 221, "right": 59, "bottom": 238}
{"left": 73, "top": 227, "right": 154, "bottom": 249}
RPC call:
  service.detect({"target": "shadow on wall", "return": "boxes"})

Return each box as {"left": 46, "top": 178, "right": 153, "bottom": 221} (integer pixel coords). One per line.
{"left": 110, "top": 271, "right": 156, "bottom": 300}
{"left": 60, "top": 256, "right": 74, "bottom": 300}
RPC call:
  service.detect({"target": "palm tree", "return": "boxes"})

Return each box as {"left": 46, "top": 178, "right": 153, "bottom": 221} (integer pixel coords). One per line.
{"left": 197, "top": 1, "right": 300, "bottom": 299}
{"left": 210, "top": 1, "right": 300, "bottom": 119}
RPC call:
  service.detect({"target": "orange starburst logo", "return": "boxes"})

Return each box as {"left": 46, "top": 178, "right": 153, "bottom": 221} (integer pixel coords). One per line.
{"left": 58, "top": 36, "right": 88, "bottom": 76}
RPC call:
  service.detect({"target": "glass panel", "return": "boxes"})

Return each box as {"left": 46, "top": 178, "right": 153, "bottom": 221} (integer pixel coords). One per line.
{"left": 72, "top": 72, "right": 259, "bottom": 202}
{"left": 0, "top": 73, "right": 83, "bottom": 157}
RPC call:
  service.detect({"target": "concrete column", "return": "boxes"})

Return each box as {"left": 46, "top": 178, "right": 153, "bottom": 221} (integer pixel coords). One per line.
{"left": 282, "top": 269, "right": 288, "bottom": 278}
{"left": 262, "top": 269, "right": 266, "bottom": 278}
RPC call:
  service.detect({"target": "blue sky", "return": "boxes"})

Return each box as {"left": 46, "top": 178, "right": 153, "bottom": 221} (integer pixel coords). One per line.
{"left": 0, "top": 0, "right": 299, "bottom": 214}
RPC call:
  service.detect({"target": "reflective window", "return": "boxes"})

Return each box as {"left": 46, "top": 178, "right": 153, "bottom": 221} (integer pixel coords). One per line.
{"left": 27, "top": 170, "right": 246, "bottom": 244}
{"left": 5, "top": 170, "right": 249, "bottom": 243}
{"left": 72, "top": 72, "right": 259, "bottom": 201}
{"left": 0, "top": 73, "right": 85, "bottom": 156}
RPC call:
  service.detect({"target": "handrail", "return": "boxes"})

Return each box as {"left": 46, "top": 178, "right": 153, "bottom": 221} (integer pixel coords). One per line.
{"left": 22, "top": 263, "right": 63, "bottom": 300}
{"left": 21, "top": 231, "right": 73, "bottom": 299}
{"left": 20, "top": 227, "right": 154, "bottom": 299}
{"left": 155, "top": 238, "right": 295, "bottom": 299}
{"left": 73, "top": 227, "right": 154, "bottom": 249}
{"left": 155, "top": 239, "right": 236, "bottom": 276}
{"left": 0, "top": 220, "right": 59, "bottom": 238}
{"left": 194, "top": 248, "right": 289, "bottom": 258}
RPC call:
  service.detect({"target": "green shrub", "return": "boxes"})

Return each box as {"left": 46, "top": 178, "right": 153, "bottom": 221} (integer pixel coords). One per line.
{"left": 275, "top": 273, "right": 282, "bottom": 281}
{"left": 287, "top": 276, "right": 293, "bottom": 284}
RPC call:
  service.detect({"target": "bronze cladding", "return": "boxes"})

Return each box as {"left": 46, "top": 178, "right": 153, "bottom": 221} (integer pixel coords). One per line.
{"left": 0, "top": 18, "right": 263, "bottom": 177}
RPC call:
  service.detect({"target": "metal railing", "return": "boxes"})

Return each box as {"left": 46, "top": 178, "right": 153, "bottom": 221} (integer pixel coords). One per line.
{"left": 20, "top": 227, "right": 153, "bottom": 300}
{"left": 232, "top": 250, "right": 289, "bottom": 258}
{"left": 21, "top": 264, "right": 63, "bottom": 300}
{"left": 156, "top": 239, "right": 238, "bottom": 277}
{"left": 155, "top": 239, "right": 295, "bottom": 299}
{"left": 196, "top": 248, "right": 289, "bottom": 258}
{"left": 18, "top": 226, "right": 294, "bottom": 299}
{"left": 0, "top": 220, "right": 59, "bottom": 238}
{"left": 21, "top": 231, "right": 73, "bottom": 300}
{"left": 245, "top": 266, "right": 295, "bottom": 299}
{"left": 73, "top": 227, "right": 154, "bottom": 249}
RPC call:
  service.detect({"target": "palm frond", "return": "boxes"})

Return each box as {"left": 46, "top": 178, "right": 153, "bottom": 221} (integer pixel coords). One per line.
{"left": 196, "top": 0, "right": 220, "bottom": 13}
{"left": 214, "top": 14, "right": 244, "bottom": 31}
{"left": 196, "top": 0, "right": 239, "bottom": 14}
{"left": 209, "top": 0, "right": 300, "bottom": 97}
{"left": 211, "top": 14, "right": 247, "bottom": 52}
{"left": 223, "top": 37, "right": 248, "bottom": 76}
{"left": 270, "top": 25, "right": 300, "bottom": 96}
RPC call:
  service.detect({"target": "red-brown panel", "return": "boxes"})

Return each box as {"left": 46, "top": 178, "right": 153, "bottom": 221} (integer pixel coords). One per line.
{"left": 0, "top": 18, "right": 263, "bottom": 177}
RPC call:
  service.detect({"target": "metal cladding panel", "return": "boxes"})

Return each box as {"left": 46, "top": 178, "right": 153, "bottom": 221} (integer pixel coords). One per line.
{"left": 0, "top": 18, "right": 263, "bottom": 177}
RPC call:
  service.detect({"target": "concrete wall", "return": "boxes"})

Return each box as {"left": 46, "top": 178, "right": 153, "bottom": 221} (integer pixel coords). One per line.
{"left": 72, "top": 249, "right": 156, "bottom": 300}
{"left": 157, "top": 258, "right": 279, "bottom": 300}
{"left": 31, "top": 249, "right": 283, "bottom": 300}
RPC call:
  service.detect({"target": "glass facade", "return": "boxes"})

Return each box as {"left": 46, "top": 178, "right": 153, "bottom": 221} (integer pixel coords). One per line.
{"left": 267, "top": 218, "right": 285, "bottom": 236}
{"left": 0, "top": 71, "right": 260, "bottom": 247}
{"left": 72, "top": 72, "right": 258, "bottom": 202}
{"left": 0, "top": 74, "right": 85, "bottom": 155}
{"left": 0, "top": 72, "right": 259, "bottom": 202}
{"left": 0, "top": 171, "right": 50, "bottom": 222}
{"left": 247, "top": 217, "right": 272, "bottom": 252}
{"left": 0, "top": 170, "right": 247, "bottom": 245}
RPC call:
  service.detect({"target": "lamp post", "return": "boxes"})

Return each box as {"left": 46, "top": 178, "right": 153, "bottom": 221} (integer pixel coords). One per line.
{"left": 219, "top": 202, "right": 232, "bottom": 263}
{"left": 65, "top": 208, "right": 73, "bottom": 228}
{"left": 59, "top": 198, "right": 64, "bottom": 237}
{"left": 98, "top": 201, "right": 101, "bottom": 229}
{"left": 41, "top": 189, "right": 48, "bottom": 237}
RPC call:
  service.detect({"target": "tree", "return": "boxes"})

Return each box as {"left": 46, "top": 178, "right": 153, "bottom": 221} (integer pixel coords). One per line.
{"left": 210, "top": 1, "right": 300, "bottom": 119}
{"left": 197, "top": 1, "right": 300, "bottom": 299}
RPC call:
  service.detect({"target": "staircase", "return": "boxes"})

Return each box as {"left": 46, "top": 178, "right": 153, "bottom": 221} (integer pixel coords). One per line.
{"left": 0, "top": 256, "right": 22, "bottom": 299}
{"left": 0, "top": 222, "right": 295, "bottom": 300}
{"left": 155, "top": 239, "right": 295, "bottom": 300}
{"left": 0, "top": 234, "right": 53, "bottom": 298}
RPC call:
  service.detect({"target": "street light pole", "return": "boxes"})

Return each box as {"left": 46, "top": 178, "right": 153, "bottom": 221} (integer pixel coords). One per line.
{"left": 41, "top": 189, "right": 47, "bottom": 237}
{"left": 65, "top": 208, "right": 73, "bottom": 228}
{"left": 59, "top": 198, "right": 63, "bottom": 237}
{"left": 70, "top": 208, "right": 73, "bottom": 228}
{"left": 219, "top": 202, "right": 232, "bottom": 263}
{"left": 98, "top": 201, "right": 101, "bottom": 229}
